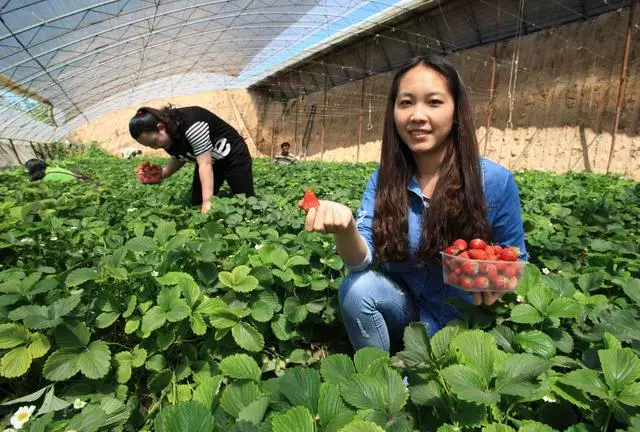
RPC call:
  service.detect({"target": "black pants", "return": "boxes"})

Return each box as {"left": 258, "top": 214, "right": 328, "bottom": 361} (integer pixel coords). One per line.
{"left": 190, "top": 160, "right": 255, "bottom": 205}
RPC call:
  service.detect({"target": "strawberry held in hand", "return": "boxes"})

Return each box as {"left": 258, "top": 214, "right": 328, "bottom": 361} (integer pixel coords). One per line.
{"left": 299, "top": 188, "right": 320, "bottom": 213}
{"left": 136, "top": 162, "right": 162, "bottom": 184}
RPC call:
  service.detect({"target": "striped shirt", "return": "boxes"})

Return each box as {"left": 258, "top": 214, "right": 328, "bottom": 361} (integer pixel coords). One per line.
{"left": 164, "top": 106, "right": 250, "bottom": 169}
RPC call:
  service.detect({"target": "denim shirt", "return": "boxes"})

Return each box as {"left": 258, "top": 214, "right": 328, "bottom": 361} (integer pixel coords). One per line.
{"left": 348, "top": 158, "right": 528, "bottom": 335}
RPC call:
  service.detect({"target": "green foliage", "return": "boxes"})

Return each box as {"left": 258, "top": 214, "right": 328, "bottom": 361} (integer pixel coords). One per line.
{"left": 0, "top": 153, "right": 639, "bottom": 430}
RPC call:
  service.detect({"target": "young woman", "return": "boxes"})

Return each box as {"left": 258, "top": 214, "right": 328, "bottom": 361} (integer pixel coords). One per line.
{"left": 302, "top": 55, "right": 527, "bottom": 351}
{"left": 128, "top": 105, "right": 254, "bottom": 213}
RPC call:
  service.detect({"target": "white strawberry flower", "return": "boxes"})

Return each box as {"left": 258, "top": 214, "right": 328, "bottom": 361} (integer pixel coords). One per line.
{"left": 3, "top": 428, "right": 18, "bottom": 432}
{"left": 543, "top": 394, "right": 557, "bottom": 403}
{"left": 50, "top": 236, "right": 58, "bottom": 241}
{"left": 254, "top": 244, "right": 263, "bottom": 250}
{"left": 127, "top": 207, "right": 137, "bottom": 213}
{"left": 151, "top": 271, "right": 159, "bottom": 277}
{"left": 73, "top": 398, "right": 87, "bottom": 410}
{"left": 10, "top": 405, "right": 35, "bottom": 429}
{"left": 542, "top": 267, "right": 550, "bottom": 275}
{"left": 516, "top": 295, "right": 524, "bottom": 303}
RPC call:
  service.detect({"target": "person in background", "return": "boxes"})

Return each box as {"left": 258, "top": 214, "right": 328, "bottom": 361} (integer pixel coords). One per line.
{"left": 25, "top": 159, "right": 96, "bottom": 183}
{"left": 301, "top": 55, "right": 527, "bottom": 352}
{"left": 128, "top": 105, "right": 254, "bottom": 214}
{"left": 121, "top": 147, "right": 142, "bottom": 159}
{"left": 273, "top": 141, "right": 297, "bottom": 164}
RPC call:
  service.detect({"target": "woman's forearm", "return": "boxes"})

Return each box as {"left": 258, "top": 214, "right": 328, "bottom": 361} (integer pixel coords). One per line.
{"left": 162, "top": 158, "right": 184, "bottom": 179}
{"left": 198, "top": 162, "right": 214, "bottom": 204}
{"left": 335, "top": 220, "right": 368, "bottom": 266}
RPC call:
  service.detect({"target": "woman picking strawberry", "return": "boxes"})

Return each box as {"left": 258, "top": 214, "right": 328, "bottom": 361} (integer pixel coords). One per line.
{"left": 129, "top": 105, "right": 254, "bottom": 214}
{"left": 301, "top": 55, "right": 527, "bottom": 351}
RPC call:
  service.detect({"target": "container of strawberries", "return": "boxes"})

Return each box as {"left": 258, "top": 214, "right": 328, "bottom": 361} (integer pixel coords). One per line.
{"left": 441, "top": 239, "right": 526, "bottom": 293}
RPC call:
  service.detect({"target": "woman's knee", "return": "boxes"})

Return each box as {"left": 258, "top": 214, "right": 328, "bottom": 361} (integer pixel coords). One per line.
{"left": 338, "top": 270, "right": 379, "bottom": 305}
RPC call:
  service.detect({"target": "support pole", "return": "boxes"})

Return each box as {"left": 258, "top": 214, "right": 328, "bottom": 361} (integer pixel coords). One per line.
{"left": 357, "top": 41, "right": 369, "bottom": 164}
{"left": 321, "top": 73, "right": 328, "bottom": 161}
{"left": 294, "top": 72, "right": 302, "bottom": 155}
{"left": 270, "top": 103, "right": 277, "bottom": 158}
{"left": 8, "top": 139, "right": 22, "bottom": 164}
{"left": 357, "top": 75, "right": 366, "bottom": 163}
{"left": 606, "top": 0, "right": 636, "bottom": 173}
{"left": 483, "top": 0, "right": 500, "bottom": 156}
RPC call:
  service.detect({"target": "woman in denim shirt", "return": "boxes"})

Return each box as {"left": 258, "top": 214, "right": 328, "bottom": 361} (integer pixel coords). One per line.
{"left": 302, "top": 55, "right": 527, "bottom": 351}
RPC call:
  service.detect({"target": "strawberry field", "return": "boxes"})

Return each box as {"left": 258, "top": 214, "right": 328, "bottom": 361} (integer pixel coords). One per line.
{"left": 1, "top": 147, "right": 640, "bottom": 432}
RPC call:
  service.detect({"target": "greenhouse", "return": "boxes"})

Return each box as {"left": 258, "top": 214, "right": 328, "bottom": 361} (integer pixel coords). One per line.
{"left": 1, "top": 0, "right": 639, "bottom": 430}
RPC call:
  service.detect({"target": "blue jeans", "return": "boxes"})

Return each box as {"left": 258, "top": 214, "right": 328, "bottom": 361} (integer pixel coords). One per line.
{"left": 339, "top": 270, "right": 418, "bottom": 352}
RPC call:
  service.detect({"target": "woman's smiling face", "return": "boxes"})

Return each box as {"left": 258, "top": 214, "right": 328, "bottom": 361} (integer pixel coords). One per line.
{"left": 393, "top": 63, "right": 455, "bottom": 155}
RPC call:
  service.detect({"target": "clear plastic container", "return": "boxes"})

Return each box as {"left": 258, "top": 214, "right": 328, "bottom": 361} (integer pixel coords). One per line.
{"left": 441, "top": 252, "right": 527, "bottom": 293}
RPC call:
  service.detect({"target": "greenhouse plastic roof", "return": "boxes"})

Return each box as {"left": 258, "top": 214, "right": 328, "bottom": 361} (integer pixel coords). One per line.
{"left": 0, "top": 0, "right": 426, "bottom": 142}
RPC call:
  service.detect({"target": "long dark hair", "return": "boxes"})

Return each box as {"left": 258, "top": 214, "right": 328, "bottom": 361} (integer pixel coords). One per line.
{"left": 128, "top": 104, "right": 182, "bottom": 140}
{"left": 25, "top": 158, "right": 47, "bottom": 181}
{"left": 373, "top": 54, "right": 489, "bottom": 262}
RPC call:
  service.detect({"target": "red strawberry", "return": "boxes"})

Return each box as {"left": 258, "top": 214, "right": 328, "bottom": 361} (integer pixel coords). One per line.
{"left": 490, "top": 275, "right": 508, "bottom": 290}
{"left": 473, "top": 276, "right": 490, "bottom": 289}
{"left": 480, "top": 263, "right": 498, "bottom": 279}
{"left": 444, "top": 246, "right": 459, "bottom": 256}
{"left": 490, "top": 245, "right": 503, "bottom": 254}
{"left": 454, "top": 267, "right": 463, "bottom": 275}
{"left": 486, "top": 252, "right": 498, "bottom": 261}
{"left": 468, "top": 249, "right": 488, "bottom": 260}
{"left": 496, "top": 261, "right": 510, "bottom": 273}
{"left": 452, "top": 239, "right": 468, "bottom": 252}
{"left": 470, "top": 239, "right": 487, "bottom": 250}
{"left": 459, "top": 276, "right": 474, "bottom": 290}
{"left": 458, "top": 251, "right": 471, "bottom": 259}
{"left": 499, "top": 247, "right": 519, "bottom": 262}
{"left": 461, "top": 260, "right": 480, "bottom": 276}
{"left": 445, "top": 272, "right": 459, "bottom": 285}
{"left": 507, "top": 277, "right": 519, "bottom": 290}
{"left": 502, "top": 263, "right": 519, "bottom": 278}
{"left": 299, "top": 188, "right": 320, "bottom": 212}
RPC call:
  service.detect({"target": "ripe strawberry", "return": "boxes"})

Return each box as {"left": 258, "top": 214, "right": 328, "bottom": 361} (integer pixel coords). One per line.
{"left": 473, "top": 276, "right": 490, "bottom": 290}
{"left": 454, "top": 267, "right": 463, "bottom": 275}
{"left": 496, "top": 261, "right": 510, "bottom": 273}
{"left": 443, "top": 256, "right": 455, "bottom": 271}
{"left": 470, "top": 239, "right": 487, "bottom": 250}
{"left": 507, "top": 277, "right": 519, "bottom": 290}
{"left": 490, "top": 275, "right": 508, "bottom": 290}
{"left": 480, "top": 263, "right": 498, "bottom": 279}
{"left": 452, "top": 239, "right": 468, "bottom": 252}
{"left": 299, "top": 188, "right": 320, "bottom": 212}
{"left": 502, "top": 263, "right": 519, "bottom": 278}
{"left": 461, "top": 260, "right": 480, "bottom": 276}
{"left": 490, "top": 245, "right": 503, "bottom": 254}
{"left": 444, "top": 246, "right": 459, "bottom": 256}
{"left": 499, "top": 247, "right": 519, "bottom": 262}
{"left": 458, "top": 251, "right": 471, "bottom": 259}
{"left": 486, "top": 252, "right": 498, "bottom": 261}
{"left": 468, "top": 249, "right": 488, "bottom": 260}
{"left": 445, "top": 272, "right": 459, "bottom": 286}
{"left": 459, "top": 276, "right": 474, "bottom": 290}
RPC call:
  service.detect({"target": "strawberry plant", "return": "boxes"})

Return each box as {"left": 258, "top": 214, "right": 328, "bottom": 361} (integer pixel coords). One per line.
{"left": 0, "top": 147, "right": 639, "bottom": 430}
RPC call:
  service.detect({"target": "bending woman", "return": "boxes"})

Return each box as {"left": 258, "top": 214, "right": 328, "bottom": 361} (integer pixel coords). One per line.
{"left": 129, "top": 105, "right": 254, "bottom": 213}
